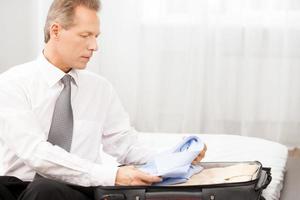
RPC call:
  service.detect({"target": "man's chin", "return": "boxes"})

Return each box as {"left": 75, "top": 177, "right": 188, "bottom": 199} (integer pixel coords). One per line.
{"left": 73, "top": 63, "right": 88, "bottom": 70}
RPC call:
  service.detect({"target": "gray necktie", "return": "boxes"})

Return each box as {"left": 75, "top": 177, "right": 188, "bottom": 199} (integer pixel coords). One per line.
{"left": 35, "top": 75, "right": 74, "bottom": 178}
{"left": 48, "top": 75, "right": 74, "bottom": 151}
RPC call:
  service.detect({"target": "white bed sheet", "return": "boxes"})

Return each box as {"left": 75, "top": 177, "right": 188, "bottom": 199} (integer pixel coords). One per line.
{"left": 102, "top": 133, "right": 288, "bottom": 200}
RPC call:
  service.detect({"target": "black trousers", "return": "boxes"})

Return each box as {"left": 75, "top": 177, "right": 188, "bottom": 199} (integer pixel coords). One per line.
{"left": 0, "top": 176, "right": 95, "bottom": 200}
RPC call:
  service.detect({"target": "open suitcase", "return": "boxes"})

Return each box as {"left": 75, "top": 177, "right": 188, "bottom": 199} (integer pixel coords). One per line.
{"left": 95, "top": 161, "right": 272, "bottom": 200}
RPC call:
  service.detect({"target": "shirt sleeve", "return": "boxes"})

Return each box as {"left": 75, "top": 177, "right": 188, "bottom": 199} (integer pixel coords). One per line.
{"left": 101, "top": 86, "right": 158, "bottom": 165}
{"left": 0, "top": 79, "right": 118, "bottom": 186}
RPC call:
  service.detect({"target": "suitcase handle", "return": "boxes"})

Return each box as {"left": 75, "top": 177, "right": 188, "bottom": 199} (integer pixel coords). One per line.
{"left": 146, "top": 191, "right": 202, "bottom": 199}
{"left": 99, "top": 193, "right": 126, "bottom": 200}
{"left": 255, "top": 167, "right": 272, "bottom": 191}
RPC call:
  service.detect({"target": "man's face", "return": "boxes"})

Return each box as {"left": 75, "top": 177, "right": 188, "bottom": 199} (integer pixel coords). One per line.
{"left": 55, "top": 6, "right": 100, "bottom": 71}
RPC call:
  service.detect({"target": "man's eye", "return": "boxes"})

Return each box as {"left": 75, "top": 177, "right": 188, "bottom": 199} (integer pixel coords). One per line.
{"left": 80, "top": 35, "right": 89, "bottom": 38}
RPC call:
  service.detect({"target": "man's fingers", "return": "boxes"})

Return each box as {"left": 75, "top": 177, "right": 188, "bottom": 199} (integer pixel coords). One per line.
{"left": 140, "top": 174, "right": 162, "bottom": 183}
{"left": 133, "top": 167, "right": 162, "bottom": 183}
{"left": 192, "top": 144, "right": 207, "bottom": 164}
{"left": 132, "top": 176, "right": 160, "bottom": 186}
{"left": 131, "top": 179, "right": 153, "bottom": 186}
{"left": 203, "top": 144, "right": 207, "bottom": 152}
{"left": 137, "top": 171, "right": 162, "bottom": 183}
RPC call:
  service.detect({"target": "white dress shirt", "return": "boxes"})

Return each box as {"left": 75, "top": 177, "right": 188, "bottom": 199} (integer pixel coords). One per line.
{"left": 0, "top": 54, "right": 155, "bottom": 186}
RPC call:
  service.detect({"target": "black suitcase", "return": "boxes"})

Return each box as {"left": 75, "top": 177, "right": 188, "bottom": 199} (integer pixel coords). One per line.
{"left": 95, "top": 161, "right": 271, "bottom": 200}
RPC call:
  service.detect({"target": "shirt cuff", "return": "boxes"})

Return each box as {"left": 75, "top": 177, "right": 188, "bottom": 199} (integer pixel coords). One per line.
{"left": 90, "top": 163, "right": 119, "bottom": 186}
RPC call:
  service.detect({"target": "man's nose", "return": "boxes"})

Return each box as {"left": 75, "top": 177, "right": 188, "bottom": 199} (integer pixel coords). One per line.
{"left": 88, "top": 37, "right": 98, "bottom": 51}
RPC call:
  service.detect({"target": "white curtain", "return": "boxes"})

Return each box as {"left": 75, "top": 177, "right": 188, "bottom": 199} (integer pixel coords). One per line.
{"left": 3, "top": 0, "right": 300, "bottom": 147}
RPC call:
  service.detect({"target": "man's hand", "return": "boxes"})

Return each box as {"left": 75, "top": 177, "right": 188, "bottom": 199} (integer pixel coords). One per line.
{"left": 192, "top": 144, "right": 207, "bottom": 165}
{"left": 115, "top": 165, "right": 162, "bottom": 186}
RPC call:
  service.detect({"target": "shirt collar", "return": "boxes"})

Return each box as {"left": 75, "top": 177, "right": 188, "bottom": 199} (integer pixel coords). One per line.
{"left": 37, "top": 53, "right": 79, "bottom": 88}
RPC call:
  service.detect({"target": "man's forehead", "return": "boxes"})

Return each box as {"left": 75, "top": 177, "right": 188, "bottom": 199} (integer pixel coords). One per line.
{"left": 71, "top": 6, "right": 100, "bottom": 33}
{"left": 73, "top": 6, "right": 100, "bottom": 25}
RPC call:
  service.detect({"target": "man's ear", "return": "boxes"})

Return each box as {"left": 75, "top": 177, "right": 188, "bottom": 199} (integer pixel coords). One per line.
{"left": 49, "top": 22, "right": 62, "bottom": 40}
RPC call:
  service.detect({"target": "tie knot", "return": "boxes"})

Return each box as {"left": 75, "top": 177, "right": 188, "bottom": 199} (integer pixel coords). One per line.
{"left": 61, "top": 75, "right": 72, "bottom": 86}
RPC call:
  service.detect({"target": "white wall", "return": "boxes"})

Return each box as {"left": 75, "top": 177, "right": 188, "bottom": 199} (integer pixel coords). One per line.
{"left": 0, "top": 0, "right": 40, "bottom": 72}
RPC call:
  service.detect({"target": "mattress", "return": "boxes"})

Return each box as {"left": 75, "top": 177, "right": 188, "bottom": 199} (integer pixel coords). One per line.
{"left": 102, "top": 133, "right": 288, "bottom": 200}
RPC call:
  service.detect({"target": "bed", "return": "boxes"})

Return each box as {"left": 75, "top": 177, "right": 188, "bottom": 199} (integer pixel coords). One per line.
{"left": 102, "top": 133, "right": 288, "bottom": 200}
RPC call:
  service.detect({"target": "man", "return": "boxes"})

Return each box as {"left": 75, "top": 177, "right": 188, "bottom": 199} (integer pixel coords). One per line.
{"left": 0, "top": 0, "right": 206, "bottom": 200}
